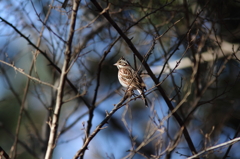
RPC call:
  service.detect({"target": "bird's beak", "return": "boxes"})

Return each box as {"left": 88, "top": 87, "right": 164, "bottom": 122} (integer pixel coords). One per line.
{"left": 113, "top": 63, "right": 117, "bottom": 66}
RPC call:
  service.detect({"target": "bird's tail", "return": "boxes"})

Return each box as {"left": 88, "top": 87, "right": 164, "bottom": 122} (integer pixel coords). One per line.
{"left": 137, "top": 89, "right": 148, "bottom": 107}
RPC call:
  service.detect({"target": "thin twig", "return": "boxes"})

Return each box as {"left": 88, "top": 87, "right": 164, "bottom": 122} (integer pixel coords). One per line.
{"left": 222, "top": 124, "right": 240, "bottom": 159}
{"left": 73, "top": 95, "right": 128, "bottom": 159}
{"left": 82, "top": 26, "right": 122, "bottom": 159}
{"left": 0, "top": 146, "right": 9, "bottom": 159}
{"left": 187, "top": 137, "right": 240, "bottom": 159}
{"left": 0, "top": 60, "right": 57, "bottom": 89}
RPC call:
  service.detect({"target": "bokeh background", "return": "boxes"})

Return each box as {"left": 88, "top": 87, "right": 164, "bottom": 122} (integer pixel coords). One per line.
{"left": 0, "top": 0, "right": 240, "bottom": 159}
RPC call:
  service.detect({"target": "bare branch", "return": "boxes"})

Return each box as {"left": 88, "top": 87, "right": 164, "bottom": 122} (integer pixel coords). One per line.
{"left": 0, "top": 60, "right": 57, "bottom": 89}
{"left": 44, "top": 1, "right": 81, "bottom": 159}
{"left": 187, "top": 137, "right": 240, "bottom": 159}
{"left": 73, "top": 95, "right": 128, "bottom": 159}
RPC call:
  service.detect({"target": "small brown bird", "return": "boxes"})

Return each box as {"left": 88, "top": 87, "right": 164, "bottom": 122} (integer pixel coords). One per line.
{"left": 114, "top": 57, "right": 148, "bottom": 107}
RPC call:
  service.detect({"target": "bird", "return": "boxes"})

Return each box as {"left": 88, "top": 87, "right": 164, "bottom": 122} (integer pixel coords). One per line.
{"left": 114, "top": 57, "right": 148, "bottom": 107}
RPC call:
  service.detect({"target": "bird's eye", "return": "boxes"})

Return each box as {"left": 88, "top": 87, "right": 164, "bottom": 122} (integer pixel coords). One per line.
{"left": 119, "top": 61, "right": 124, "bottom": 65}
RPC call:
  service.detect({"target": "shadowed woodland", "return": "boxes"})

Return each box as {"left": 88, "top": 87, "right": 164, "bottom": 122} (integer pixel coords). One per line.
{"left": 0, "top": 0, "right": 240, "bottom": 159}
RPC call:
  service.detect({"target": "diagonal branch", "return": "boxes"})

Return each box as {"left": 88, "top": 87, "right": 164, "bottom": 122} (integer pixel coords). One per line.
{"left": 0, "top": 60, "right": 57, "bottom": 89}
{"left": 0, "top": 146, "right": 9, "bottom": 159}
{"left": 73, "top": 93, "right": 130, "bottom": 159}
{"left": 0, "top": 16, "right": 91, "bottom": 109}
{"left": 187, "top": 137, "right": 240, "bottom": 159}
{"left": 90, "top": 0, "right": 200, "bottom": 155}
